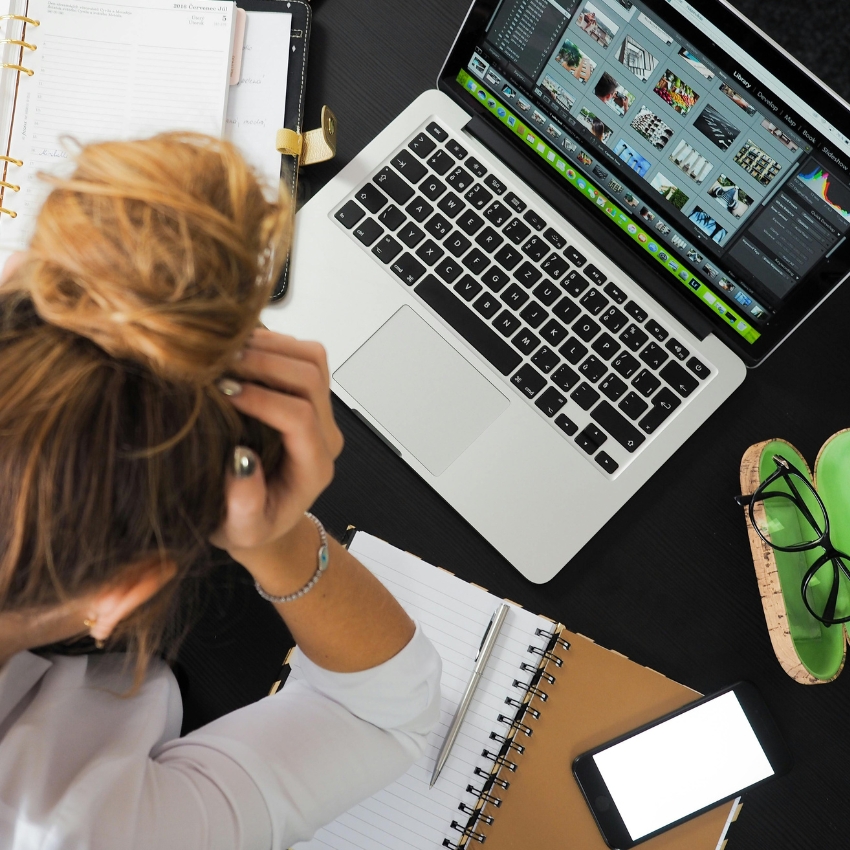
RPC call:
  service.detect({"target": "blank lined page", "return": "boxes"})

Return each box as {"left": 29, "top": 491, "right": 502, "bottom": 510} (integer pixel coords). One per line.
{"left": 288, "top": 532, "right": 553, "bottom": 850}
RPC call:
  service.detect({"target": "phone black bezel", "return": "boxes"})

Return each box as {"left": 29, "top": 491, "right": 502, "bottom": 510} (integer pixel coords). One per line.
{"left": 570, "top": 682, "right": 792, "bottom": 849}
{"left": 437, "top": 0, "right": 850, "bottom": 366}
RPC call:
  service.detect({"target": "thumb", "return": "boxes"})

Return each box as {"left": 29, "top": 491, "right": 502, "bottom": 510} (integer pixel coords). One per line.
{"left": 210, "top": 447, "right": 271, "bottom": 550}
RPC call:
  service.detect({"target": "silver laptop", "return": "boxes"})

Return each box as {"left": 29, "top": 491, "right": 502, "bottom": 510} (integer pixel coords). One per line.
{"left": 263, "top": 0, "right": 850, "bottom": 582}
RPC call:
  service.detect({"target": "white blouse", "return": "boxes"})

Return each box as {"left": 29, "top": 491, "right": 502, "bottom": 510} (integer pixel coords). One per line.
{"left": 0, "top": 624, "right": 442, "bottom": 849}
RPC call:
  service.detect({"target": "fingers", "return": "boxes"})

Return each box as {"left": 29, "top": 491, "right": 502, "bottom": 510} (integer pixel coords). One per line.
{"left": 209, "top": 447, "right": 273, "bottom": 551}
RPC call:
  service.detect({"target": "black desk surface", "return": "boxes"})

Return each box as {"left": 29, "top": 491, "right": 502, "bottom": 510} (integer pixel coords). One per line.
{"left": 177, "top": 1, "right": 850, "bottom": 847}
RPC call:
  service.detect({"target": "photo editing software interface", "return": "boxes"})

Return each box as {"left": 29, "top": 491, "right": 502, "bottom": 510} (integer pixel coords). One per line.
{"left": 459, "top": 0, "right": 850, "bottom": 343}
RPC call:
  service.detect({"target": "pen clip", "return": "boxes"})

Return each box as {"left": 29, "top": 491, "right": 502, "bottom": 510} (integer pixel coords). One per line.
{"left": 475, "top": 611, "right": 497, "bottom": 662}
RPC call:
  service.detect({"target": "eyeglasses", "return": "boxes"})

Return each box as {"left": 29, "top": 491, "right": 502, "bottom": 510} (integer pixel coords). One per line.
{"left": 736, "top": 454, "right": 850, "bottom": 627}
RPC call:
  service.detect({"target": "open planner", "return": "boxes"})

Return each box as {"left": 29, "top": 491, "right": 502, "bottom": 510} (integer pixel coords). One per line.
{"left": 285, "top": 532, "right": 741, "bottom": 850}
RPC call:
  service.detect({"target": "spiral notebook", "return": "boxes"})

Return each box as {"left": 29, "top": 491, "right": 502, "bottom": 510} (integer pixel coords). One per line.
{"left": 284, "top": 532, "right": 741, "bottom": 850}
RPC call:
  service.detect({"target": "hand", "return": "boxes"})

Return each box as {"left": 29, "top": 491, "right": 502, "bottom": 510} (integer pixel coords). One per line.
{"left": 210, "top": 330, "right": 344, "bottom": 564}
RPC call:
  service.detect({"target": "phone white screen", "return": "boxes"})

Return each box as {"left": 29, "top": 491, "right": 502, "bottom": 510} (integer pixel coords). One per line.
{"left": 593, "top": 692, "right": 774, "bottom": 840}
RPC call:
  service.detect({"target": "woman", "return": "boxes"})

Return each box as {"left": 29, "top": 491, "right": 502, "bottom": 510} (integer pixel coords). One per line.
{"left": 0, "top": 133, "right": 441, "bottom": 848}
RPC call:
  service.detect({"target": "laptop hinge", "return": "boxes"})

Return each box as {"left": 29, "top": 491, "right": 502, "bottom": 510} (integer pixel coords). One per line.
{"left": 462, "top": 114, "right": 714, "bottom": 342}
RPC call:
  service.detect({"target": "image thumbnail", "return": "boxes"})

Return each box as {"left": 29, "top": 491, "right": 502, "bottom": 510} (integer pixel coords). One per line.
{"left": 616, "top": 0, "right": 633, "bottom": 8}
{"left": 761, "top": 119, "right": 799, "bottom": 153}
{"left": 623, "top": 192, "right": 640, "bottom": 207}
{"left": 640, "top": 206, "right": 655, "bottom": 222}
{"left": 542, "top": 75, "right": 576, "bottom": 111}
{"left": 669, "top": 139, "right": 713, "bottom": 184}
{"left": 546, "top": 124, "right": 562, "bottom": 140}
{"left": 797, "top": 161, "right": 850, "bottom": 222}
{"left": 734, "top": 140, "right": 782, "bottom": 186}
{"left": 671, "top": 233, "right": 687, "bottom": 249}
{"left": 594, "top": 72, "right": 635, "bottom": 117}
{"left": 650, "top": 171, "right": 689, "bottom": 210}
{"left": 638, "top": 12, "right": 673, "bottom": 45}
{"left": 719, "top": 83, "right": 756, "bottom": 116}
{"left": 608, "top": 179, "right": 624, "bottom": 193}
{"left": 678, "top": 48, "right": 715, "bottom": 80}
{"left": 703, "top": 261, "right": 721, "bottom": 277}
{"left": 531, "top": 109, "right": 547, "bottom": 126}
{"left": 708, "top": 173, "right": 755, "bottom": 218}
{"left": 578, "top": 151, "right": 593, "bottom": 166}
{"left": 689, "top": 206, "right": 727, "bottom": 243}
{"left": 578, "top": 107, "right": 613, "bottom": 145}
{"left": 694, "top": 104, "right": 740, "bottom": 150}
{"left": 655, "top": 220, "right": 671, "bottom": 235}
{"left": 576, "top": 2, "right": 619, "bottom": 48}
{"left": 686, "top": 247, "right": 704, "bottom": 264}
{"left": 630, "top": 106, "right": 673, "bottom": 150}
{"left": 617, "top": 34, "right": 658, "bottom": 82}
{"left": 718, "top": 277, "right": 735, "bottom": 292}
{"left": 654, "top": 70, "right": 699, "bottom": 115}
{"left": 556, "top": 39, "right": 597, "bottom": 84}
{"left": 615, "top": 139, "right": 651, "bottom": 177}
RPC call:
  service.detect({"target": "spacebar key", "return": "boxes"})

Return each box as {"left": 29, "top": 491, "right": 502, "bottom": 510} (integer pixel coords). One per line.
{"left": 415, "top": 275, "right": 522, "bottom": 375}
{"left": 591, "top": 401, "right": 646, "bottom": 452}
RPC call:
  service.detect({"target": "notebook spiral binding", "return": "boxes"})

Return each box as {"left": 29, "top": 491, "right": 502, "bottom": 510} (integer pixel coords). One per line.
{"left": 442, "top": 625, "right": 571, "bottom": 849}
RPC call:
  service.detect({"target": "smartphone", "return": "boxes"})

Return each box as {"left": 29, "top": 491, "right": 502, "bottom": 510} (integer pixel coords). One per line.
{"left": 572, "top": 682, "right": 791, "bottom": 849}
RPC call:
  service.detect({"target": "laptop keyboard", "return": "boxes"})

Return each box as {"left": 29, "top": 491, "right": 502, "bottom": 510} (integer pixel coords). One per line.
{"left": 332, "top": 120, "right": 713, "bottom": 477}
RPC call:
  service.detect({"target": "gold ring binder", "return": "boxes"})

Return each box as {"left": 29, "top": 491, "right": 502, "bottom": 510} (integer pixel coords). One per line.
{"left": 0, "top": 14, "right": 40, "bottom": 25}
{"left": 0, "top": 38, "right": 37, "bottom": 50}
{"left": 1, "top": 63, "right": 34, "bottom": 76}
{"left": 0, "top": 155, "right": 23, "bottom": 167}
{"left": 0, "top": 180, "right": 20, "bottom": 191}
{"left": 0, "top": 207, "right": 18, "bottom": 218}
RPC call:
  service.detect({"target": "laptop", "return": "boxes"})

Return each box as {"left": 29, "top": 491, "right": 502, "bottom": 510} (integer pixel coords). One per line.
{"left": 263, "top": 0, "right": 850, "bottom": 583}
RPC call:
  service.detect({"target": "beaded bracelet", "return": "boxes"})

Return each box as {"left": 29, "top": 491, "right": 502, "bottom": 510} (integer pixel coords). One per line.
{"left": 254, "top": 512, "right": 330, "bottom": 604}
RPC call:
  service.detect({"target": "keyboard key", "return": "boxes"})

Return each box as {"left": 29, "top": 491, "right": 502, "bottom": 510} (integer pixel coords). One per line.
{"left": 425, "top": 214, "right": 451, "bottom": 239}
{"left": 482, "top": 267, "right": 510, "bottom": 292}
{"left": 392, "top": 152, "right": 427, "bottom": 183}
{"left": 618, "top": 391, "right": 648, "bottom": 420}
{"left": 563, "top": 271, "right": 589, "bottom": 298}
{"left": 374, "top": 167, "right": 414, "bottom": 203}
{"left": 435, "top": 257, "right": 463, "bottom": 283}
{"left": 501, "top": 283, "right": 529, "bottom": 310}
{"left": 454, "top": 275, "right": 482, "bottom": 301}
{"left": 624, "top": 300, "right": 648, "bottom": 322}
{"left": 355, "top": 184, "right": 388, "bottom": 213}
{"left": 493, "top": 309, "right": 521, "bottom": 337}
{"left": 447, "top": 166, "right": 474, "bottom": 192}
{"left": 687, "top": 356, "right": 710, "bottom": 379}
{"left": 571, "top": 382, "right": 600, "bottom": 410}
{"left": 531, "top": 345, "right": 560, "bottom": 373}
{"left": 520, "top": 300, "right": 548, "bottom": 328}
{"left": 632, "top": 368, "right": 661, "bottom": 397}
{"left": 476, "top": 227, "right": 504, "bottom": 253}
{"left": 493, "top": 244, "right": 522, "bottom": 270}
{"left": 420, "top": 176, "right": 447, "bottom": 200}
{"left": 504, "top": 191, "right": 527, "bottom": 213}
{"left": 555, "top": 413, "right": 578, "bottom": 436}
{"left": 572, "top": 316, "right": 601, "bottom": 342}
{"left": 445, "top": 232, "right": 472, "bottom": 257}
{"left": 541, "top": 254, "right": 569, "bottom": 280}
{"left": 483, "top": 174, "right": 507, "bottom": 194}
{"left": 483, "top": 201, "right": 511, "bottom": 227}
{"left": 580, "top": 288, "right": 609, "bottom": 316}
{"left": 425, "top": 121, "right": 448, "bottom": 141}
{"left": 511, "top": 363, "right": 546, "bottom": 398}
{"left": 596, "top": 452, "right": 619, "bottom": 473}
{"left": 415, "top": 275, "right": 521, "bottom": 375}
{"left": 474, "top": 292, "right": 500, "bottom": 318}
{"left": 612, "top": 351, "right": 639, "bottom": 378}
{"left": 639, "top": 388, "right": 681, "bottom": 433}
{"left": 353, "top": 218, "right": 383, "bottom": 245}
{"left": 665, "top": 338, "right": 689, "bottom": 361}
{"left": 522, "top": 236, "right": 549, "bottom": 262}
{"left": 512, "top": 328, "right": 540, "bottom": 355}
{"left": 579, "top": 355, "right": 606, "bottom": 382}
{"left": 591, "top": 401, "right": 645, "bottom": 452}
{"left": 592, "top": 332, "right": 619, "bottom": 360}
{"left": 427, "top": 149, "right": 454, "bottom": 175}
{"left": 533, "top": 280, "right": 561, "bottom": 306}
{"left": 335, "top": 200, "right": 365, "bottom": 228}
{"left": 465, "top": 184, "right": 493, "bottom": 209}
{"left": 645, "top": 319, "right": 668, "bottom": 341}
{"left": 539, "top": 318, "right": 568, "bottom": 347}
{"left": 406, "top": 196, "right": 433, "bottom": 222}
{"left": 390, "top": 253, "right": 426, "bottom": 286}
{"left": 560, "top": 337, "right": 587, "bottom": 364}
{"left": 378, "top": 204, "right": 405, "bottom": 230}
{"left": 466, "top": 156, "right": 486, "bottom": 176}
{"left": 446, "top": 139, "right": 467, "bottom": 159}
{"left": 535, "top": 386, "right": 567, "bottom": 417}
{"left": 620, "top": 324, "right": 648, "bottom": 351}
{"left": 504, "top": 219, "right": 532, "bottom": 245}
{"left": 514, "top": 261, "right": 542, "bottom": 289}
{"left": 639, "top": 342, "right": 669, "bottom": 370}
{"left": 408, "top": 132, "right": 436, "bottom": 158}
{"left": 416, "top": 239, "right": 444, "bottom": 265}
{"left": 523, "top": 209, "right": 546, "bottom": 231}
{"left": 457, "top": 209, "right": 484, "bottom": 234}
{"left": 553, "top": 297, "right": 580, "bottom": 325}
{"left": 462, "top": 248, "right": 490, "bottom": 275}
{"left": 575, "top": 424, "right": 607, "bottom": 454}
{"left": 600, "top": 373, "right": 627, "bottom": 401}
{"left": 603, "top": 282, "right": 627, "bottom": 304}
{"left": 599, "top": 306, "right": 627, "bottom": 333}
{"left": 551, "top": 363, "right": 580, "bottom": 391}
{"left": 584, "top": 264, "right": 606, "bottom": 286}
{"left": 543, "top": 227, "right": 566, "bottom": 249}
{"left": 438, "top": 192, "right": 465, "bottom": 218}
{"left": 372, "top": 235, "right": 402, "bottom": 263}
{"left": 564, "top": 245, "right": 587, "bottom": 267}
{"left": 398, "top": 222, "right": 425, "bottom": 248}
{"left": 659, "top": 361, "right": 699, "bottom": 397}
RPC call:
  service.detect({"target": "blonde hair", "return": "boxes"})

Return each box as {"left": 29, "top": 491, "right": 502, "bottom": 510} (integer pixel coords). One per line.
{"left": 0, "top": 133, "right": 291, "bottom": 677}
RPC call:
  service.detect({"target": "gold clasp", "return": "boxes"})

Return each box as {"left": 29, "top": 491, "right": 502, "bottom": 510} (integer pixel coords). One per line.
{"left": 275, "top": 105, "right": 337, "bottom": 166}
{"left": 0, "top": 38, "right": 37, "bottom": 50}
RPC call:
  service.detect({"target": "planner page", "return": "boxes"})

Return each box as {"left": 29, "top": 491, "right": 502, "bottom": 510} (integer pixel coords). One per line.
{"left": 287, "top": 532, "right": 554, "bottom": 850}
{"left": 0, "top": 0, "right": 235, "bottom": 265}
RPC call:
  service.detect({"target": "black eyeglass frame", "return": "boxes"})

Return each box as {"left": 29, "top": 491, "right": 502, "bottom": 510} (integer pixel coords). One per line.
{"left": 736, "top": 455, "right": 850, "bottom": 627}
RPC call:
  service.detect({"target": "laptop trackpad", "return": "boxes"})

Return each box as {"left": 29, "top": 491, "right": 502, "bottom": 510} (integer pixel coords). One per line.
{"left": 334, "top": 306, "right": 510, "bottom": 476}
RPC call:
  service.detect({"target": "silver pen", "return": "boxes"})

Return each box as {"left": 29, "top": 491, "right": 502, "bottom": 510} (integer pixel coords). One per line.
{"left": 430, "top": 602, "right": 511, "bottom": 788}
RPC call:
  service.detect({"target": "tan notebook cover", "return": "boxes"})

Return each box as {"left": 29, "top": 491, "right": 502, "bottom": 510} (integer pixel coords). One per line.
{"left": 470, "top": 629, "right": 735, "bottom": 850}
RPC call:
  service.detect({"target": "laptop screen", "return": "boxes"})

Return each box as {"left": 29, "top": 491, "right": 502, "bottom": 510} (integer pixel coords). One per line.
{"left": 441, "top": 0, "right": 850, "bottom": 360}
